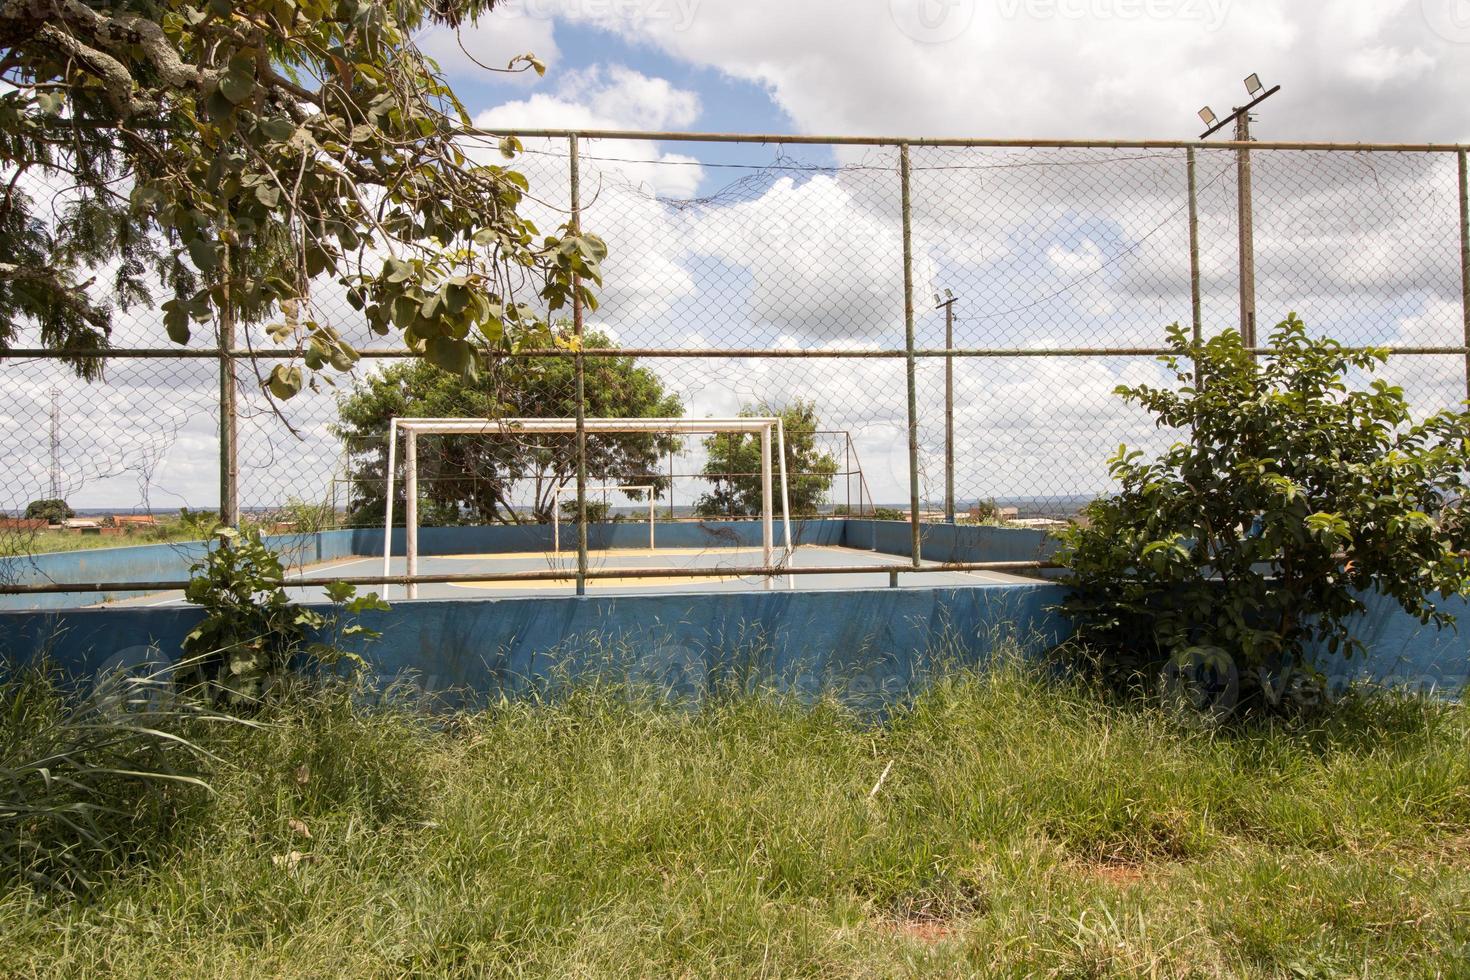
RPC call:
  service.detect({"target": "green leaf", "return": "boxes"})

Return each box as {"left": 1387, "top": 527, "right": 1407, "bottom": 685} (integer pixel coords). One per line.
{"left": 324, "top": 580, "right": 355, "bottom": 603}
{"left": 187, "top": 235, "right": 218, "bottom": 273}
{"left": 219, "top": 68, "right": 256, "bottom": 105}
{"left": 426, "top": 336, "right": 477, "bottom": 377}
{"left": 267, "top": 364, "right": 303, "bottom": 399}
{"left": 259, "top": 117, "right": 295, "bottom": 141}
{"left": 163, "top": 300, "right": 192, "bottom": 345}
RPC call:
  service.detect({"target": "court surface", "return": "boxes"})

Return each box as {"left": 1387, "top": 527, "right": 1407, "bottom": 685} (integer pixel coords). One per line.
{"left": 114, "top": 545, "right": 1042, "bottom": 607}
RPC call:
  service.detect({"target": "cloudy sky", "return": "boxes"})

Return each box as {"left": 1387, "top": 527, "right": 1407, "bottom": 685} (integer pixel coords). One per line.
{"left": 10, "top": 0, "right": 1469, "bottom": 516}
{"left": 432, "top": 0, "right": 1470, "bottom": 144}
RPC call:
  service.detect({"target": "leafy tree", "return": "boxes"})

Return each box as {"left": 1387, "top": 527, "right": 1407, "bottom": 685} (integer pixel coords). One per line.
{"left": 23, "top": 499, "right": 73, "bottom": 523}
{"left": 694, "top": 401, "right": 838, "bottom": 518}
{"left": 0, "top": 0, "right": 598, "bottom": 389}
{"left": 1058, "top": 315, "right": 1470, "bottom": 691}
{"left": 333, "top": 329, "right": 683, "bottom": 525}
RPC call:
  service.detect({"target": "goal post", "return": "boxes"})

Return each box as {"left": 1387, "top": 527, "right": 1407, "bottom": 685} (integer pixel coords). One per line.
{"left": 382, "top": 417, "right": 794, "bottom": 598}
{"left": 552, "top": 484, "right": 655, "bottom": 554}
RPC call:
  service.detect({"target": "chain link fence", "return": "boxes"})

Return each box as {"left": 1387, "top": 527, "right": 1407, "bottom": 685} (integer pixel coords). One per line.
{"left": 2, "top": 132, "right": 1468, "bottom": 593}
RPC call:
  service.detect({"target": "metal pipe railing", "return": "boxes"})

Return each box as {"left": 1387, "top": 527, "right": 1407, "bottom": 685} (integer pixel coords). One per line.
{"left": 8, "top": 345, "right": 1467, "bottom": 361}
{"left": 0, "top": 559, "right": 1062, "bottom": 596}
{"left": 469, "top": 127, "right": 1470, "bottom": 153}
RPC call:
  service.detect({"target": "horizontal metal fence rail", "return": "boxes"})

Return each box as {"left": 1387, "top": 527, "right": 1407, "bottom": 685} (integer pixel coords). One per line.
{"left": 480, "top": 128, "right": 1470, "bottom": 153}
{"left": 8, "top": 346, "right": 1468, "bottom": 360}
{"left": 0, "top": 560, "right": 1064, "bottom": 596}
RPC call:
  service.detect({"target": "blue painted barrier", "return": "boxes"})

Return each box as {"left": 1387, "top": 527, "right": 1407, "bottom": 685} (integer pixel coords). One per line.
{"left": 0, "top": 529, "right": 360, "bottom": 611}
{"left": 2, "top": 519, "right": 1467, "bottom": 702}
{"left": 350, "top": 518, "right": 844, "bottom": 559}
{"left": 0, "top": 583, "right": 1071, "bottom": 708}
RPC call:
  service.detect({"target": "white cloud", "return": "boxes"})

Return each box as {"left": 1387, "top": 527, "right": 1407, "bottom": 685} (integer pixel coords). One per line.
{"left": 415, "top": 14, "right": 560, "bottom": 84}
{"left": 559, "top": 65, "right": 701, "bottom": 129}
{"left": 14, "top": 0, "right": 1470, "bottom": 513}
{"left": 1047, "top": 240, "right": 1105, "bottom": 276}
{"left": 534, "top": 0, "right": 1470, "bottom": 143}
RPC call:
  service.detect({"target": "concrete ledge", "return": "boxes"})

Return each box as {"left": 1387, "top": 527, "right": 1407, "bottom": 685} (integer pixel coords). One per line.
{"left": 3, "top": 520, "right": 1467, "bottom": 701}
{"left": 0, "top": 583, "right": 1071, "bottom": 707}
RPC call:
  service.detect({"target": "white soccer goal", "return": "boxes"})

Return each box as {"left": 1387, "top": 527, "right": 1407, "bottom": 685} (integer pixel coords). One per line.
{"left": 382, "top": 417, "right": 794, "bottom": 598}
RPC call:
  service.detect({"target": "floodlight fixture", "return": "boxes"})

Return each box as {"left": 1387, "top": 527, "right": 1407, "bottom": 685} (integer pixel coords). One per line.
{"left": 1244, "top": 73, "right": 1263, "bottom": 96}
{"left": 944, "top": 288, "right": 954, "bottom": 300}
{"left": 1198, "top": 106, "right": 1217, "bottom": 127}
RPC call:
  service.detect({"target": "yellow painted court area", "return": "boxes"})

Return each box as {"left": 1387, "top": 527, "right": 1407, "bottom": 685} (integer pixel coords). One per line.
{"left": 436, "top": 546, "right": 785, "bottom": 561}
{"left": 437, "top": 546, "right": 902, "bottom": 591}
{"left": 447, "top": 572, "right": 752, "bottom": 590}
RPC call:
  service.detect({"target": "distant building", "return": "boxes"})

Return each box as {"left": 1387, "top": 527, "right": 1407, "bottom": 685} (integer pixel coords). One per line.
{"left": 1009, "top": 517, "right": 1068, "bottom": 530}
{"left": 968, "top": 504, "right": 1019, "bottom": 522}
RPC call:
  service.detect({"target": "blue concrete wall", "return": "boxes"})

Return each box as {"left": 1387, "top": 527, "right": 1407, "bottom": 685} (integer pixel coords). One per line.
{"left": 4, "top": 519, "right": 1468, "bottom": 702}
{"left": 1310, "top": 590, "right": 1470, "bottom": 695}
{"left": 0, "top": 529, "right": 359, "bottom": 611}
{"left": 352, "top": 518, "right": 844, "bottom": 558}
{"left": 842, "top": 520, "right": 1061, "bottom": 568}
{"left": 0, "top": 521, "right": 844, "bottom": 612}
{"left": 0, "top": 583, "right": 1070, "bottom": 708}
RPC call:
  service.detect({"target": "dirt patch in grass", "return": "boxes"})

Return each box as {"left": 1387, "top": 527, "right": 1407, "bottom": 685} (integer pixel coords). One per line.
{"left": 1084, "top": 858, "right": 1148, "bottom": 887}
{"left": 878, "top": 914, "right": 960, "bottom": 945}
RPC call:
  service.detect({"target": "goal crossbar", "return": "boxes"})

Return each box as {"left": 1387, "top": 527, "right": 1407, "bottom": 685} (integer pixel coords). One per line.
{"left": 383, "top": 417, "right": 794, "bottom": 597}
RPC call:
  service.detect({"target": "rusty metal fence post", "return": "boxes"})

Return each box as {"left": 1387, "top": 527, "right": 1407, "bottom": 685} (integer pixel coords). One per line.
{"left": 900, "top": 142, "right": 921, "bottom": 565}
{"left": 1459, "top": 148, "right": 1470, "bottom": 402}
{"left": 218, "top": 243, "right": 239, "bottom": 528}
{"left": 570, "top": 133, "right": 589, "bottom": 596}
{"left": 1187, "top": 147, "right": 1202, "bottom": 346}
{"left": 1235, "top": 119, "right": 1257, "bottom": 349}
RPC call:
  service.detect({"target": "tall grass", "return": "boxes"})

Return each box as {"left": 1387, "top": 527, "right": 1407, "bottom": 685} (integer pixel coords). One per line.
{"left": 0, "top": 657, "right": 249, "bottom": 892}
{"left": 1, "top": 658, "right": 1467, "bottom": 976}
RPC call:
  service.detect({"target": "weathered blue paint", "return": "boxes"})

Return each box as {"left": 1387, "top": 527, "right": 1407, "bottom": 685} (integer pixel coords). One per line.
{"left": 349, "top": 518, "right": 844, "bottom": 559}
{"left": 3, "top": 519, "right": 1468, "bottom": 702}
{"left": 0, "top": 529, "right": 360, "bottom": 611}
{"left": 0, "top": 583, "right": 1071, "bottom": 708}
{"left": 1309, "top": 590, "right": 1470, "bottom": 695}
{"left": 841, "top": 520, "right": 1061, "bottom": 568}
{"left": 0, "top": 520, "right": 853, "bottom": 611}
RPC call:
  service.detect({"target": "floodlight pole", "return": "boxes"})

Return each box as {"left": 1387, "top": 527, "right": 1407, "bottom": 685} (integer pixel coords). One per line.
{"left": 1186, "top": 147, "right": 1202, "bottom": 345}
{"left": 1234, "top": 111, "right": 1257, "bottom": 349}
{"left": 936, "top": 292, "right": 958, "bottom": 524}
{"left": 1200, "top": 82, "right": 1280, "bottom": 351}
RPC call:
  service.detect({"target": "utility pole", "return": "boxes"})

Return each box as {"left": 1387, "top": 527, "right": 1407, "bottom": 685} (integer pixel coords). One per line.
{"left": 934, "top": 289, "right": 958, "bottom": 524}
{"left": 1199, "top": 73, "right": 1279, "bottom": 351}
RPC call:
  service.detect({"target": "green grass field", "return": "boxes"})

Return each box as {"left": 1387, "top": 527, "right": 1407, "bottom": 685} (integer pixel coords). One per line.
{"left": 3, "top": 663, "right": 1468, "bottom": 977}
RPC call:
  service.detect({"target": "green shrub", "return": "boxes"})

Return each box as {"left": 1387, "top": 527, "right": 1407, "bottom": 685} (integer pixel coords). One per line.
{"left": 1058, "top": 316, "right": 1470, "bottom": 694}
{"left": 180, "top": 527, "right": 386, "bottom": 707}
